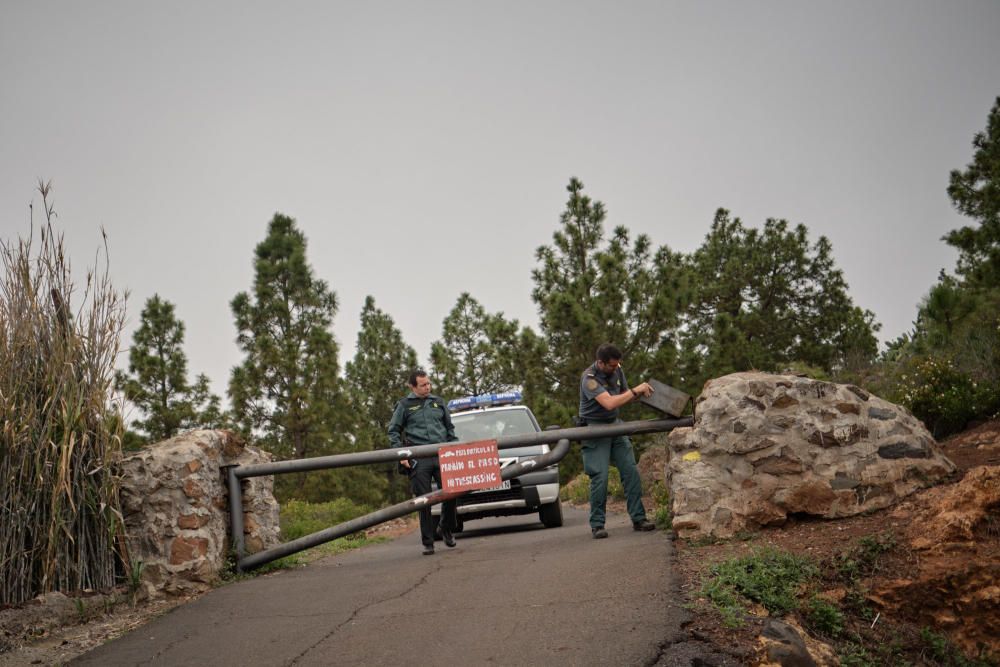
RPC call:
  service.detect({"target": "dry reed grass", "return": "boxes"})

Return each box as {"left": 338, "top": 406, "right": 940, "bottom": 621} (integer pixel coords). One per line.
{"left": 0, "top": 181, "right": 128, "bottom": 605}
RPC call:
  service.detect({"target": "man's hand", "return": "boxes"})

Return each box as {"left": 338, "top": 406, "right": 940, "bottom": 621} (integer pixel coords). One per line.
{"left": 400, "top": 459, "right": 412, "bottom": 469}
{"left": 632, "top": 382, "right": 654, "bottom": 398}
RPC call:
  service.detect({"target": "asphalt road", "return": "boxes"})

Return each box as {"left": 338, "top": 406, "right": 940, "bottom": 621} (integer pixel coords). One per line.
{"left": 72, "top": 506, "right": 689, "bottom": 666}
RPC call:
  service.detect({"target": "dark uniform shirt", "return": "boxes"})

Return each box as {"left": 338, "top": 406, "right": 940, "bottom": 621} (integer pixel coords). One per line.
{"left": 579, "top": 363, "right": 631, "bottom": 422}
{"left": 387, "top": 392, "right": 457, "bottom": 447}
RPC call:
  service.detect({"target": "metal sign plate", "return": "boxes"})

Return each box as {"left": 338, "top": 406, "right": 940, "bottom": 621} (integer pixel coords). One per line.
{"left": 639, "top": 379, "right": 691, "bottom": 417}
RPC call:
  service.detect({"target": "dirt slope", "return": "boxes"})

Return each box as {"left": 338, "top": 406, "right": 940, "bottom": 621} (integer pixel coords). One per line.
{"left": 674, "top": 419, "right": 1000, "bottom": 665}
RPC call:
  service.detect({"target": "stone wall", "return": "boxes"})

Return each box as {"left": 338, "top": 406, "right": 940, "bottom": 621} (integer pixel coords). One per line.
{"left": 119, "top": 430, "right": 280, "bottom": 598}
{"left": 666, "top": 372, "right": 956, "bottom": 538}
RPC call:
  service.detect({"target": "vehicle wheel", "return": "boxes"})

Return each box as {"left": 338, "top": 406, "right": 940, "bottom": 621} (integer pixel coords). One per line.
{"left": 539, "top": 500, "right": 563, "bottom": 528}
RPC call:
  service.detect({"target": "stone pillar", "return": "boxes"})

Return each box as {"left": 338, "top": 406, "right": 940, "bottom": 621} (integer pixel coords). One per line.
{"left": 119, "top": 430, "right": 280, "bottom": 598}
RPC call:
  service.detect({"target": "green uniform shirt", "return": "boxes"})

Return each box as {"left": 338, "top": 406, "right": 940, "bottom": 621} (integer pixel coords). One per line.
{"left": 579, "top": 362, "right": 630, "bottom": 422}
{"left": 387, "top": 392, "right": 457, "bottom": 447}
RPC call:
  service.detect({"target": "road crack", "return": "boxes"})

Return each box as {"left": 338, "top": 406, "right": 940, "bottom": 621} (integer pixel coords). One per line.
{"left": 286, "top": 562, "right": 444, "bottom": 665}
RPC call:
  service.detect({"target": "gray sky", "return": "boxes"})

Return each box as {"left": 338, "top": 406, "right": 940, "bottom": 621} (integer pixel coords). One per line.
{"left": 3, "top": 1, "right": 999, "bottom": 403}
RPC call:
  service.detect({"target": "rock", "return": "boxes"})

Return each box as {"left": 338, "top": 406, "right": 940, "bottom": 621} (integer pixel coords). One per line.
{"left": 757, "top": 618, "right": 837, "bottom": 666}
{"left": 119, "top": 430, "right": 280, "bottom": 598}
{"left": 666, "top": 373, "right": 955, "bottom": 538}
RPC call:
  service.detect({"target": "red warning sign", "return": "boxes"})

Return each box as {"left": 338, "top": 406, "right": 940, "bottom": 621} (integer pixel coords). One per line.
{"left": 438, "top": 439, "right": 503, "bottom": 493}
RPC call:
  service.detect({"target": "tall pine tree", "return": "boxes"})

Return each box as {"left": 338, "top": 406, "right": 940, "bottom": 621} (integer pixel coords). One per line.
{"left": 344, "top": 296, "right": 417, "bottom": 503}
{"left": 679, "top": 209, "right": 878, "bottom": 387}
{"left": 430, "top": 293, "right": 521, "bottom": 399}
{"left": 117, "top": 295, "right": 223, "bottom": 443}
{"left": 229, "top": 214, "right": 355, "bottom": 501}
{"left": 945, "top": 95, "right": 1000, "bottom": 288}
{"left": 531, "top": 178, "right": 687, "bottom": 475}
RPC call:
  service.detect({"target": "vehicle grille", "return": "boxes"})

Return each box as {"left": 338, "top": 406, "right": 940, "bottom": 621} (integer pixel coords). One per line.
{"left": 459, "top": 485, "right": 524, "bottom": 505}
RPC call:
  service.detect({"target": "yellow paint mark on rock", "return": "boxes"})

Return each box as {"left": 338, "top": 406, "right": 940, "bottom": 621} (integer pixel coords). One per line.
{"left": 682, "top": 451, "right": 701, "bottom": 462}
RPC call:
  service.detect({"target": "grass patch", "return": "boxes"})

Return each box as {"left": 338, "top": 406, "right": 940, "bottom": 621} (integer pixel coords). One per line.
{"left": 649, "top": 480, "right": 672, "bottom": 529}
{"left": 559, "top": 469, "right": 625, "bottom": 504}
{"left": 700, "top": 547, "right": 817, "bottom": 627}
{"left": 804, "top": 595, "right": 844, "bottom": 637}
{"left": 221, "top": 499, "right": 391, "bottom": 581}
{"left": 833, "top": 531, "right": 895, "bottom": 583}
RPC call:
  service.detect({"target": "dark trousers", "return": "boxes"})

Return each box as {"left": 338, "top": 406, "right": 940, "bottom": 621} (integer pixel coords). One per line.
{"left": 409, "top": 461, "right": 457, "bottom": 547}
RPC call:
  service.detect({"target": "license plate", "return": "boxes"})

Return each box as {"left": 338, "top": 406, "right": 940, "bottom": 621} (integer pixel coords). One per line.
{"left": 481, "top": 479, "right": 511, "bottom": 492}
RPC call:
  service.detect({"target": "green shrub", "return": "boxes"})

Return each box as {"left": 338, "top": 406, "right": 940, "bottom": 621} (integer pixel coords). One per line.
{"left": 804, "top": 596, "right": 844, "bottom": 637}
{"left": 559, "top": 469, "right": 625, "bottom": 504}
{"left": 280, "top": 498, "right": 372, "bottom": 541}
{"left": 700, "top": 547, "right": 817, "bottom": 627}
{"left": 888, "top": 354, "right": 993, "bottom": 437}
{"left": 649, "top": 481, "right": 672, "bottom": 529}
{"left": 834, "top": 532, "right": 896, "bottom": 583}
{"left": 839, "top": 643, "right": 877, "bottom": 667}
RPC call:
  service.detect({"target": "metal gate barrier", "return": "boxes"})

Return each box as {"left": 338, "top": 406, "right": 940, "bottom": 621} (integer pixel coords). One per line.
{"left": 227, "top": 417, "right": 693, "bottom": 572}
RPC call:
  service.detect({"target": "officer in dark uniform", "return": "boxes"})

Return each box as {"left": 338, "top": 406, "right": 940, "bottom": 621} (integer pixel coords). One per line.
{"left": 579, "top": 343, "right": 657, "bottom": 538}
{"left": 387, "top": 369, "right": 459, "bottom": 555}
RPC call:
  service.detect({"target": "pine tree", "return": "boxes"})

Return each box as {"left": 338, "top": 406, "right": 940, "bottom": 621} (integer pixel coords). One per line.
{"left": 344, "top": 296, "right": 417, "bottom": 503}
{"left": 679, "top": 209, "right": 878, "bottom": 386}
{"left": 429, "top": 293, "right": 521, "bottom": 399}
{"left": 229, "top": 213, "right": 352, "bottom": 500}
{"left": 945, "top": 96, "right": 1000, "bottom": 288}
{"left": 531, "top": 178, "right": 688, "bottom": 476}
{"left": 117, "top": 295, "right": 223, "bottom": 442}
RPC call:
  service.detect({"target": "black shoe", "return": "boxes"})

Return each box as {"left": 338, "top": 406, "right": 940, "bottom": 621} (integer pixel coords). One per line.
{"left": 633, "top": 519, "right": 656, "bottom": 532}
{"left": 442, "top": 528, "right": 456, "bottom": 548}
{"left": 592, "top": 527, "right": 608, "bottom": 539}
{"left": 422, "top": 546, "right": 435, "bottom": 555}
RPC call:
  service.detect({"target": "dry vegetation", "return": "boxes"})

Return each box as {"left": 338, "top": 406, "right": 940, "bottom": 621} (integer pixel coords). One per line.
{"left": 0, "top": 182, "right": 128, "bottom": 606}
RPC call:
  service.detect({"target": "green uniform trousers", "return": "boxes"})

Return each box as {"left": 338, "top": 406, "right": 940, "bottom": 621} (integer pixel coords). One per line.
{"left": 581, "top": 432, "right": 647, "bottom": 530}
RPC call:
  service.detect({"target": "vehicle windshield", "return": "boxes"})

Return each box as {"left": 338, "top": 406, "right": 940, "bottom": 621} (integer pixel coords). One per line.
{"left": 452, "top": 409, "right": 542, "bottom": 458}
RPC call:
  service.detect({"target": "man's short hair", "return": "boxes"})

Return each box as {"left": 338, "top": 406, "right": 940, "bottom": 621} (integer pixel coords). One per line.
{"left": 596, "top": 343, "right": 622, "bottom": 363}
{"left": 408, "top": 369, "right": 428, "bottom": 387}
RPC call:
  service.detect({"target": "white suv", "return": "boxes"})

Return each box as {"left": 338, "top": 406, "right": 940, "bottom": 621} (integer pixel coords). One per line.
{"left": 432, "top": 392, "right": 563, "bottom": 531}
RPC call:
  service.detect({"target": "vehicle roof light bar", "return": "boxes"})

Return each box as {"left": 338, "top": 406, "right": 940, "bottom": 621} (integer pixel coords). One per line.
{"left": 448, "top": 390, "right": 523, "bottom": 412}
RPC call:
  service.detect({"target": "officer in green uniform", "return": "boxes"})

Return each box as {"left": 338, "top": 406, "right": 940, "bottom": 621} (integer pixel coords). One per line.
{"left": 578, "top": 343, "right": 657, "bottom": 538}
{"left": 388, "top": 369, "right": 459, "bottom": 555}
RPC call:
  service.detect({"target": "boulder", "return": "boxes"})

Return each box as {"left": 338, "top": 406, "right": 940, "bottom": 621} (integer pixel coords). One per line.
{"left": 666, "top": 372, "right": 955, "bottom": 538}
{"left": 119, "top": 430, "right": 280, "bottom": 598}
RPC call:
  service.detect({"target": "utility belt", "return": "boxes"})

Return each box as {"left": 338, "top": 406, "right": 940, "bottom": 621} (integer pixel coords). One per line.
{"left": 576, "top": 416, "right": 617, "bottom": 426}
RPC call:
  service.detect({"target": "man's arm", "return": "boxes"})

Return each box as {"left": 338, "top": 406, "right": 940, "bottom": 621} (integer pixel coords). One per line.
{"left": 387, "top": 401, "right": 406, "bottom": 448}
{"left": 594, "top": 382, "right": 654, "bottom": 411}
{"left": 442, "top": 405, "right": 458, "bottom": 442}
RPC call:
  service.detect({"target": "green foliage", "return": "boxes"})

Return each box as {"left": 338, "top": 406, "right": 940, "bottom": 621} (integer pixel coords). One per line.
{"left": 117, "top": 295, "right": 225, "bottom": 442}
{"left": 127, "top": 560, "right": 145, "bottom": 603}
{"left": 531, "top": 178, "right": 688, "bottom": 477}
{"left": 0, "top": 182, "right": 126, "bottom": 605}
{"left": 919, "top": 627, "right": 996, "bottom": 667}
{"left": 945, "top": 95, "right": 1000, "bottom": 288}
{"left": 229, "top": 214, "right": 354, "bottom": 501}
{"left": 700, "top": 547, "right": 817, "bottom": 627}
{"left": 804, "top": 596, "right": 844, "bottom": 637}
{"left": 886, "top": 354, "right": 995, "bottom": 437}
{"left": 882, "top": 98, "right": 1000, "bottom": 435}
{"left": 344, "top": 296, "right": 417, "bottom": 504}
{"left": 680, "top": 210, "right": 879, "bottom": 388}
{"left": 559, "top": 469, "right": 624, "bottom": 504}
{"left": 279, "top": 498, "right": 372, "bottom": 541}
{"left": 649, "top": 480, "right": 672, "bottom": 529}
{"left": 430, "top": 292, "right": 523, "bottom": 399}
{"left": 839, "top": 643, "right": 878, "bottom": 667}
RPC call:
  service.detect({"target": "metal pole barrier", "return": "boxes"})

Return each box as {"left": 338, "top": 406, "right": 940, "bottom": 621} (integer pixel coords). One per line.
{"left": 234, "top": 417, "right": 693, "bottom": 480}
{"left": 239, "top": 438, "right": 573, "bottom": 571}
{"left": 224, "top": 465, "right": 246, "bottom": 568}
